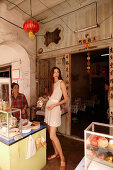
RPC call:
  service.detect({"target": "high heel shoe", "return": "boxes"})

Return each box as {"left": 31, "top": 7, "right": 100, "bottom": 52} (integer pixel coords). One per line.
{"left": 48, "top": 153, "right": 60, "bottom": 160}
{"left": 60, "top": 159, "right": 66, "bottom": 170}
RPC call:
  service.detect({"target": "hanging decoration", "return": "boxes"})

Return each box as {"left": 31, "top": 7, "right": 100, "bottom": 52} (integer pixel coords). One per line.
{"left": 87, "top": 52, "right": 90, "bottom": 73}
{"left": 38, "top": 48, "right": 43, "bottom": 54}
{"left": 23, "top": 20, "right": 39, "bottom": 39}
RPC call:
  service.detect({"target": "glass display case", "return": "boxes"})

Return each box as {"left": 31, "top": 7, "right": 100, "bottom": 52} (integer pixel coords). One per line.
{"left": 0, "top": 108, "right": 22, "bottom": 140}
{"left": 85, "top": 122, "right": 113, "bottom": 170}
{"left": 0, "top": 77, "right": 11, "bottom": 105}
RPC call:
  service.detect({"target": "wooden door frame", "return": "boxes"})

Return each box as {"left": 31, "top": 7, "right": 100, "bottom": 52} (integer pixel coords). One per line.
{"left": 109, "top": 46, "right": 113, "bottom": 124}
{"left": 65, "top": 54, "right": 71, "bottom": 135}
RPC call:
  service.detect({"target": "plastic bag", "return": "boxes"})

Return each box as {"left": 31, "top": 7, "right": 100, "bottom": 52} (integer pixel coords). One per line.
{"left": 26, "top": 135, "right": 36, "bottom": 159}
{"left": 41, "top": 136, "right": 46, "bottom": 148}
{"left": 35, "top": 136, "right": 46, "bottom": 150}
{"left": 36, "top": 137, "right": 41, "bottom": 150}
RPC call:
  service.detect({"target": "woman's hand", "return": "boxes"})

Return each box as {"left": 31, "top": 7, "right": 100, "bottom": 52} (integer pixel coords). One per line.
{"left": 47, "top": 104, "right": 56, "bottom": 111}
{"left": 38, "top": 96, "right": 49, "bottom": 102}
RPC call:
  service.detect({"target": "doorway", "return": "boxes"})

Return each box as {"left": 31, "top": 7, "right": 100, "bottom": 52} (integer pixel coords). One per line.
{"left": 71, "top": 48, "right": 109, "bottom": 138}
{"left": 0, "top": 66, "right": 11, "bottom": 78}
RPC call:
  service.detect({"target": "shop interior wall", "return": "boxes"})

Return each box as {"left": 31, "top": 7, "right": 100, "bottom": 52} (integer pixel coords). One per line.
{"left": 0, "top": 2, "right": 36, "bottom": 106}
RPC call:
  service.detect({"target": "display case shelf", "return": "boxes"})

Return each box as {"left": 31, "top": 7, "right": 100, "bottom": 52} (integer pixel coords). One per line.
{"left": 85, "top": 122, "right": 113, "bottom": 170}
{"left": 0, "top": 108, "right": 22, "bottom": 140}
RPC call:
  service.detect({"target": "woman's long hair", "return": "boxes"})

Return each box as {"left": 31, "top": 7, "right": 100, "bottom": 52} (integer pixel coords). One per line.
{"left": 49, "top": 67, "right": 63, "bottom": 96}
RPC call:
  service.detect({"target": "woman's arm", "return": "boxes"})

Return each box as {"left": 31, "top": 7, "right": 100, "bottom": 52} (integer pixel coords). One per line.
{"left": 47, "top": 81, "right": 68, "bottom": 110}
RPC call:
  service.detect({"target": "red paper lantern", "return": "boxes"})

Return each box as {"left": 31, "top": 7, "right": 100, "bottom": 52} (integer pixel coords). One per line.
{"left": 87, "top": 61, "right": 90, "bottom": 65}
{"left": 86, "top": 53, "right": 91, "bottom": 73}
{"left": 87, "top": 69, "right": 90, "bottom": 73}
{"left": 101, "top": 70, "right": 106, "bottom": 75}
{"left": 23, "top": 20, "right": 39, "bottom": 39}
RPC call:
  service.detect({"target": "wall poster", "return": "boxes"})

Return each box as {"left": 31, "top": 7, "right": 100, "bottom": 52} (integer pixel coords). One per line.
{"left": 12, "top": 69, "right": 20, "bottom": 80}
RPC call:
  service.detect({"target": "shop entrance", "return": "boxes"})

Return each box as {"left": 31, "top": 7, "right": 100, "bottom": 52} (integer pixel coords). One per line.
{"left": 71, "top": 48, "right": 109, "bottom": 139}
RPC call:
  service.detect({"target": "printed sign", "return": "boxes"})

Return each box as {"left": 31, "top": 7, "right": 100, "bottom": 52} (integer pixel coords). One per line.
{"left": 12, "top": 69, "right": 20, "bottom": 80}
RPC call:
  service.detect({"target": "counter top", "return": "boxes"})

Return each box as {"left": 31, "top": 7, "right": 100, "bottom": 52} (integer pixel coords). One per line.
{"left": 0, "top": 125, "right": 46, "bottom": 146}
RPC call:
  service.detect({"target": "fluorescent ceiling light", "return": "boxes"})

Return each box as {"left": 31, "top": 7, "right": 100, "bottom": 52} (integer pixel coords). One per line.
{"left": 75, "top": 24, "right": 99, "bottom": 33}
{"left": 101, "top": 54, "right": 109, "bottom": 56}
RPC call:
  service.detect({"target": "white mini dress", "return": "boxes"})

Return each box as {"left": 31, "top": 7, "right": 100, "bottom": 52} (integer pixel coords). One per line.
{"left": 44, "top": 80, "right": 63, "bottom": 127}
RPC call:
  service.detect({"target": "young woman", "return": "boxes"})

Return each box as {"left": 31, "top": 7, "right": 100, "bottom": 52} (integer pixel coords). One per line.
{"left": 39, "top": 67, "right": 68, "bottom": 170}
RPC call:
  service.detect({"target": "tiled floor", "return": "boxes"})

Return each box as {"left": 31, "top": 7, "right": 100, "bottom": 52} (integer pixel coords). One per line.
{"left": 42, "top": 132, "right": 84, "bottom": 170}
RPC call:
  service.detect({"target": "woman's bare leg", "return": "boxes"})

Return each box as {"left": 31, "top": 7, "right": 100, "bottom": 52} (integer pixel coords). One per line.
{"left": 47, "top": 125, "right": 59, "bottom": 155}
{"left": 49, "top": 126, "right": 65, "bottom": 161}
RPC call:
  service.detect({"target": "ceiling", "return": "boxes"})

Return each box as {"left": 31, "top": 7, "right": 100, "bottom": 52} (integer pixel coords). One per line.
{"left": 3, "top": 0, "right": 88, "bottom": 24}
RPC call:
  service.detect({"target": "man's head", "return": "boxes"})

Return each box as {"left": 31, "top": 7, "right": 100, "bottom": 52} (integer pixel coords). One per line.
{"left": 11, "top": 83, "right": 19, "bottom": 94}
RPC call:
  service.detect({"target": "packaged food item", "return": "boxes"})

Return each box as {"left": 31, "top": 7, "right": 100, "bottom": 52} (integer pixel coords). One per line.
{"left": 21, "top": 121, "right": 32, "bottom": 133}
{"left": 36, "top": 137, "right": 41, "bottom": 150}
{"left": 22, "top": 128, "right": 31, "bottom": 133}
{"left": 31, "top": 121, "right": 40, "bottom": 130}
{"left": 98, "top": 137, "right": 108, "bottom": 148}
{"left": 89, "top": 150, "right": 97, "bottom": 159}
{"left": 109, "top": 139, "right": 113, "bottom": 149}
{"left": 90, "top": 135, "right": 98, "bottom": 146}
{"left": 10, "top": 116, "right": 17, "bottom": 127}
{"left": 41, "top": 136, "right": 46, "bottom": 148}
{"left": 2, "top": 101, "right": 10, "bottom": 111}
{"left": 9, "top": 128, "right": 20, "bottom": 137}
{"left": 37, "top": 100, "right": 43, "bottom": 109}
{"left": 97, "top": 153, "right": 105, "bottom": 160}
{"left": 106, "top": 156, "right": 113, "bottom": 163}
{"left": 23, "top": 121, "right": 28, "bottom": 126}
{"left": 0, "top": 100, "right": 3, "bottom": 110}
{"left": 35, "top": 136, "right": 46, "bottom": 150}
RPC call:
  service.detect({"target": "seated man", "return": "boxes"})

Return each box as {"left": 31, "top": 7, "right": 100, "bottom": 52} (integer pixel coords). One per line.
{"left": 11, "top": 83, "right": 28, "bottom": 120}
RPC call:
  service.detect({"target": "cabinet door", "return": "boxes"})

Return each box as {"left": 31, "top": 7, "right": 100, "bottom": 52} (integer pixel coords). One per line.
{"left": 0, "top": 78, "right": 11, "bottom": 105}
{"left": 39, "top": 60, "right": 49, "bottom": 97}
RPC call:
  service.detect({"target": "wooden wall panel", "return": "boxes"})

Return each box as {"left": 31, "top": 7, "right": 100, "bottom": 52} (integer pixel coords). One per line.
{"left": 65, "top": 53, "right": 71, "bottom": 135}
{"left": 109, "top": 46, "right": 113, "bottom": 124}
{"left": 39, "top": 60, "right": 49, "bottom": 96}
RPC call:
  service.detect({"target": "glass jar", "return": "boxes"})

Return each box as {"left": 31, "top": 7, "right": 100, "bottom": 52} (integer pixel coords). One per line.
{"left": 0, "top": 100, "right": 3, "bottom": 110}
{"left": 37, "top": 100, "right": 43, "bottom": 109}
{"left": 2, "top": 101, "right": 10, "bottom": 111}
{"left": 10, "top": 116, "right": 17, "bottom": 127}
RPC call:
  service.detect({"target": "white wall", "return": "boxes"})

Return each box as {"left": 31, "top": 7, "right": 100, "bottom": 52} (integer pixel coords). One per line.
{"left": 37, "top": 0, "right": 113, "bottom": 58}
{"left": 0, "top": 2, "right": 37, "bottom": 106}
